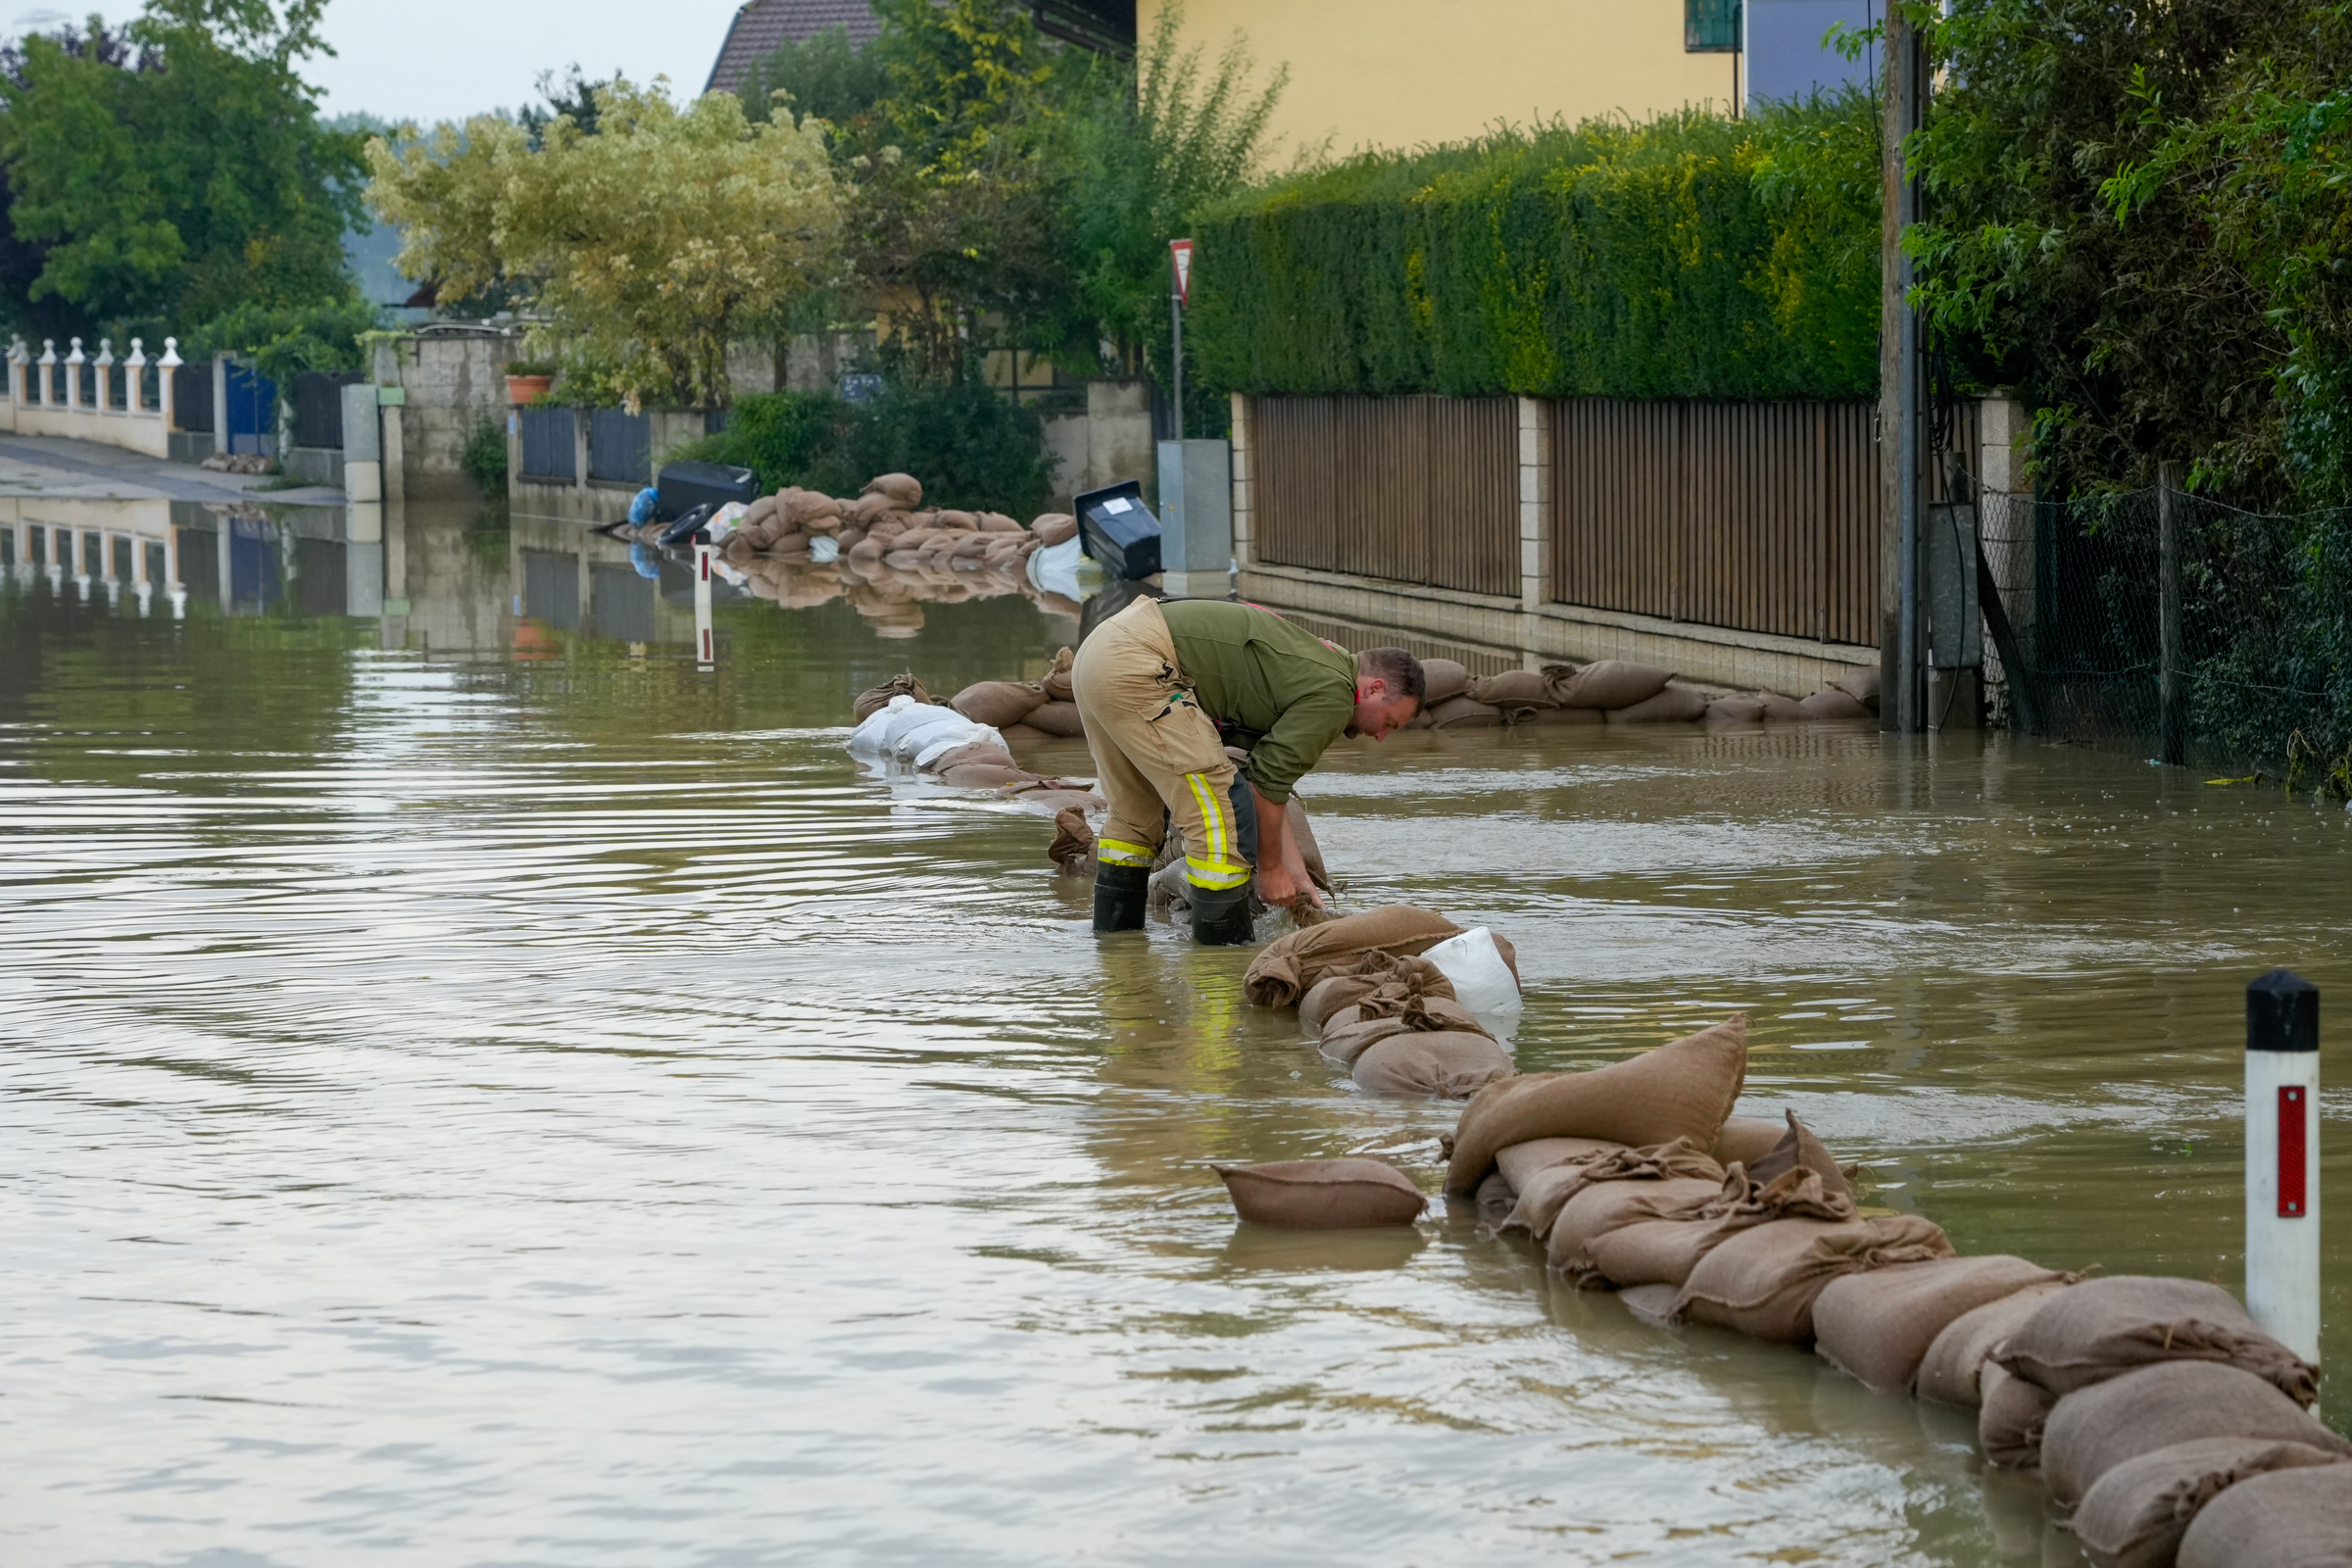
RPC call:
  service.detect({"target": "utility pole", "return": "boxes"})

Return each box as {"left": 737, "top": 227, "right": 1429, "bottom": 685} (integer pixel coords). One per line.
{"left": 1881, "top": 4, "right": 1928, "bottom": 733}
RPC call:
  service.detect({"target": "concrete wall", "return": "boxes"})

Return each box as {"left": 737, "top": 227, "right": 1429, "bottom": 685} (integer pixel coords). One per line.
{"left": 371, "top": 325, "right": 521, "bottom": 499}
{"left": 1086, "top": 378, "right": 1156, "bottom": 504}
{"left": 1140, "top": 0, "right": 1737, "bottom": 159}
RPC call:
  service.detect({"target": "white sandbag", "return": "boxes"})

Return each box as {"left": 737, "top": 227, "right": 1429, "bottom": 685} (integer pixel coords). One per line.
{"left": 913, "top": 722, "right": 1007, "bottom": 770}
{"left": 848, "top": 694, "right": 919, "bottom": 754}
{"left": 1027, "top": 534, "right": 1084, "bottom": 601}
{"left": 1420, "top": 927, "right": 1521, "bottom": 1023}
{"left": 808, "top": 534, "right": 840, "bottom": 564}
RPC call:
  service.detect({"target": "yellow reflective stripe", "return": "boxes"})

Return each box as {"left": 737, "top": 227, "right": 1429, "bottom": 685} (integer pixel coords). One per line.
{"left": 1183, "top": 771, "right": 1230, "bottom": 864}
{"left": 1098, "top": 837, "right": 1156, "bottom": 867}
{"left": 1185, "top": 857, "right": 1252, "bottom": 891}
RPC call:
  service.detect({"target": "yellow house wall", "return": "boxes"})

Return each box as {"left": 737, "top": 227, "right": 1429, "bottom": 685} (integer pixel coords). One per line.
{"left": 1138, "top": 0, "right": 1738, "bottom": 158}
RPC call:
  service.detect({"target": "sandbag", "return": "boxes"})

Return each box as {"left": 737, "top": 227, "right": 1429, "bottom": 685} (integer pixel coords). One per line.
{"left": 1047, "top": 806, "right": 1096, "bottom": 877}
{"left": 862, "top": 471, "right": 922, "bottom": 507}
{"left": 1426, "top": 695, "right": 1503, "bottom": 729}
{"left": 1829, "top": 666, "right": 1881, "bottom": 708}
{"left": 1607, "top": 685, "right": 1710, "bottom": 723}
{"left": 1245, "top": 906, "right": 1464, "bottom": 1008}
{"left": 1672, "top": 1213, "right": 1954, "bottom": 1344}
{"left": 1216, "top": 1158, "right": 1427, "bottom": 1228}
{"left": 1707, "top": 696, "right": 1766, "bottom": 723}
{"left": 1443, "top": 1016, "right": 1746, "bottom": 1194}
{"left": 1494, "top": 1136, "right": 1623, "bottom": 1193}
{"left": 1813, "top": 1256, "right": 2073, "bottom": 1394}
{"left": 1474, "top": 1170, "right": 1518, "bottom": 1227}
{"left": 1981, "top": 1365, "right": 2057, "bottom": 1470}
{"left": 930, "top": 741, "right": 1016, "bottom": 772}
{"left": 1351, "top": 1031, "right": 1515, "bottom": 1098}
{"left": 1040, "top": 647, "right": 1076, "bottom": 702}
{"left": 2040, "top": 1361, "right": 2352, "bottom": 1506}
{"left": 1545, "top": 1177, "right": 1723, "bottom": 1274}
{"left": 2075, "top": 1437, "right": 2349, "bottom": 1568}
{"left": 1756, "top": 691, "right": 1809, "bottom": 720}
{"left": 1317, "top": 1015, "right": 1414, "bottom": 1067}
{"left": 854, "top": 673, "right": 931, "bottom": 723}
{"left": 1797, "top": 688, "right": 1870, "bottom": 719}
{"left": 940, "top": 762, "right": 1031, "bottom": 790}
{"left": 1329, "top": 994, "right": 1485, "bottom": 1037}
{"left": 1033, "top": 514, "right": 1078, "bottom": 546}
{"left": 1915, "top": 1280, "right": 2073, "bottom": 1409}
{"left": 1025, "top": 701, "right": 1087, "bottom": 738}
{"left": 1999, "top": 1276, "right": 2319, "bottom": 1407}
{"left": 1744, "top": 1109, "right": 1856, "bottom": 1203}
{"left": 1301, "top": 953, "right": 1455, "bottom": 1031}
{"left": 1418, "top": 658, "right": 1473, "bottom": 704}
{"left": 1711, "top": 1115, "right": 1785, "bottom": 1169}
{"left": 1581, "top": 1214, "right": 1726, "bottom": 1290}
{"left": 999, "top": 723, "right": 1048, "bottom": 742}
{"left": 1500, "top": 1138, "right": 1722, "bottom": 1244}
{"left": 951, "top": 680, "right": 1048, "bottom": 728}
{"left": 1300, "top": 974, "right": 1385, "bottom": 1033}
{"left": 1549, "top": 660, "right": 1671, "bottom": 710}
{"left": 1470, "top": 670, "right": 1556, "bottom": 710}
{"left": 2177, "top": 1461, "right": 2352, "bottom": 1568}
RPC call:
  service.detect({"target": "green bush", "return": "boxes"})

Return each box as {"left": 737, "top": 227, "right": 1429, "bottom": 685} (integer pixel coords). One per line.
{"left": 1186, "top": 95, "right": 1881, "bottom": 402}
{"left": 460, "top": 418, "right": 509, "bottom": 496}
{"left": 676, "top": 376, "right": 1054, "bottom": 514}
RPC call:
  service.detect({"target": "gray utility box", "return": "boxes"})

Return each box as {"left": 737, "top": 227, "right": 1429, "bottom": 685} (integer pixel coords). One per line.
{"left": 1155, "top": 439, "right": 1233, "bottom": 582}
{"left": 1924, "top": 495, "right": 1983, "bottom": 669}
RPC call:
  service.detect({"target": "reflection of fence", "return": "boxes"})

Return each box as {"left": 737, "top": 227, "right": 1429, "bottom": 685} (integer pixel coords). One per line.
{"left": 1985, "top": 484, "right": 2352, "bottom": 780}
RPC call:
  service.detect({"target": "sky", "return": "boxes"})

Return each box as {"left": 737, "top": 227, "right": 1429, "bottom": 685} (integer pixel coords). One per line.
{"left": 4, "top": 0, "right": 759, "bottom": 124}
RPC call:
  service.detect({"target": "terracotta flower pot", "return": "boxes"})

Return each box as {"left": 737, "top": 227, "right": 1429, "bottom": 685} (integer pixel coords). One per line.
{"left": 506, "top": 374, "right": 554, "bottom": 405}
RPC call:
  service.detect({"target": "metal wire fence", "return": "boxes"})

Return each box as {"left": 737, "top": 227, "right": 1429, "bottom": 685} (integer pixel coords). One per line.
{"left": 1980, "top": 485, "right": 2352, "bottom": 790}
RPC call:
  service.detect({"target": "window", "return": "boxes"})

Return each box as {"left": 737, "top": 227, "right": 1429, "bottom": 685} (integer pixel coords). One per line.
{"left": 1688, "top": 0, "right": 1740, "bottom": 51}
{"left": 111, "top": 535, "right": 131, "bottom": 582}
{"left": 27, "top": 525, "right": 44, "bottom": 567}
{"left": 81, "top": 530, "right": 102, "bottom": 577}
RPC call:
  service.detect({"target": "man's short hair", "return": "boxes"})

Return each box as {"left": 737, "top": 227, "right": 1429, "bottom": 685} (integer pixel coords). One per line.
{"left": 1356, "top": 646, "right": 1425, "bottom": 706}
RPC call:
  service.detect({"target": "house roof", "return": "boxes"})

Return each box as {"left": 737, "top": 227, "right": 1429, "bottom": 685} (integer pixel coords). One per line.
{"left": 704, "top": 0, "right": 883, "bottom": 96}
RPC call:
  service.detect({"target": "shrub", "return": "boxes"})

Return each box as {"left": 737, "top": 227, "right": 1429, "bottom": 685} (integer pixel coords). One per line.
{"left": 460, "top": 418, "right": 508, "bottom": 495}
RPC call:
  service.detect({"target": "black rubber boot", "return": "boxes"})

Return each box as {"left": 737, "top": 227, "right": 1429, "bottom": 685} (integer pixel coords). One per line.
{"left": 1189, "top": 879, "right": 1256, "bottom": 946}
{"left": 1092, "top": 861, "right": 1151, "bottom": 933}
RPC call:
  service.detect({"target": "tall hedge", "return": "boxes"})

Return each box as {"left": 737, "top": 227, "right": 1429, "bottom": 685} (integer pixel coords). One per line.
{"left": 1187, "top": 97, "right": 1882, "bottom": 403}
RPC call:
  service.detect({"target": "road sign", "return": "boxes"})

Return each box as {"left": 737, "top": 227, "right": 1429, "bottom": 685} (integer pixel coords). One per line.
{"left": 1170, "top": 238, "right": 1195, "bottom": 307}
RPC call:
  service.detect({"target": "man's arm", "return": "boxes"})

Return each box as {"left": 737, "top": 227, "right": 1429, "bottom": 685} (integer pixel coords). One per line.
{"left": 1243, "top": 682, "right": 1354, "bottom": 806}
{"left": 1250, "top": 780, "right": 1326, "bottom": 910}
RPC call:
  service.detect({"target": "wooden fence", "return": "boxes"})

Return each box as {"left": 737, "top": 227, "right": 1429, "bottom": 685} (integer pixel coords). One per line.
{"left": 1250, "top": 395, "right": 1519, "bottom": 598}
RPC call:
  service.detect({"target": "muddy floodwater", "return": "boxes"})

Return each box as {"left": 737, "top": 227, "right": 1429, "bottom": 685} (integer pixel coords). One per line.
{"left": 3, "top": 501, "right": 2347, "bottom": 1567}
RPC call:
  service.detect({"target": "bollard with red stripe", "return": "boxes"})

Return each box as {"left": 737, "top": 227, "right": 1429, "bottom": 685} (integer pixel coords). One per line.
{"left": 2245, "top": 967, "right": 2321, "bottom": 1363}
{"left": 693, "top": 541, "right": 715, "bottom": 670}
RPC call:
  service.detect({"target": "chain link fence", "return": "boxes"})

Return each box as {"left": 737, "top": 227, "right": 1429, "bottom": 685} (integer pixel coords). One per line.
{"left": 1979, "top": 485, "right": 2352, "bottom": 791}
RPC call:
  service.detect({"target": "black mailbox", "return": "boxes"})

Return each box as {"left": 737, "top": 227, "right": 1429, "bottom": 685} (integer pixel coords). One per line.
{"left": 1073, "top": 480, "right": 1163, "bottom": 581}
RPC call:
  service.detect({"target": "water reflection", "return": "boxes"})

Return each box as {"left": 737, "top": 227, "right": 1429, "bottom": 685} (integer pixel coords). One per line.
{"left": 0, "top": 491, "right": 2343, "bottom": 1566}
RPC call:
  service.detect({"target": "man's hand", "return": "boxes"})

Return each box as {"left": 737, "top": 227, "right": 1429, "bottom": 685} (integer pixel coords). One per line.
{"left": 1250, "top": 780, "right": 1328, "bottom": 912}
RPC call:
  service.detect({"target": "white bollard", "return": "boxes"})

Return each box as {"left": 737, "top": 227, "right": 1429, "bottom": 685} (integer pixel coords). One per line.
{"left": 693, "top": 541, "right": 714, "bottom": 670}
{"left": 2245, "top": 967, "right": 2321, "bottom": 1364}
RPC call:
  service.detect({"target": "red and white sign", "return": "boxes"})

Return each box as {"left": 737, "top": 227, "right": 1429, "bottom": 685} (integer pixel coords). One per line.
{"left": 1170, "top": 238, "right": 1196, "bottom": 306}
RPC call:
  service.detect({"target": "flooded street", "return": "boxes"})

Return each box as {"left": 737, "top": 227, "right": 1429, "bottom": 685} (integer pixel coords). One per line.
{"left": 4, "top": 500, "right": 2347, "bottom": 1567}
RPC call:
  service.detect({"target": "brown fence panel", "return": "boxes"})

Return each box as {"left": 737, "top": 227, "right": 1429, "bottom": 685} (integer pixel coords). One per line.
{"left": 1550, "top": 399, "right": 1883, "bottom": 647}
{"left": 1253, "top": 395, "right": 1517, "bottom": 597}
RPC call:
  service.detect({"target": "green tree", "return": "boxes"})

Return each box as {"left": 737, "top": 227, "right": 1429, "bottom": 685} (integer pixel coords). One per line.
{"left": 0, "top": 0, "right": 364, "bottom": 338}
{"left": 737, "top": 25, "right": 888, "bottom": 127}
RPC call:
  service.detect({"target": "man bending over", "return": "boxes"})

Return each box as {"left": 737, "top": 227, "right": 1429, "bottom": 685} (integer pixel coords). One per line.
{"left": 1071, "top": 596, "right": 1424, "bottom": 944}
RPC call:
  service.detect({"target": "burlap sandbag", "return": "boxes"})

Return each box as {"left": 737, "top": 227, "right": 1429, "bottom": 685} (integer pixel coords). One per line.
{"left": 1545, "top": 1177, "right": 1724, "bottom": 1274}
{"left": 2177, "top": 1461, "right": 2352, "bottom": 1568}
{"left": 2075, "top": 1437, "right": 2348, "bottom": 1568}
{"left": 1494, "top": 1136, "right": 1624, "bottom": 1193}
{"left": 854, "top": 673, "right": 932, "bottom": 722}
{"left": 862, "top": 471, "right": 922, "bottom": 507}
{"left": 1916, "top": 1281, "right": 2073, "bottom": 1409}
{"left": 1499, "top": 1138, "right": 1722, "bottom": 1243}
{"left": 1427, "top": 695, "right": 1503, "bottom": 729}
{"left": 1999, "top": 1276, "right": 2320, "bottom": 1407}
{"left": 1217, "top": 1158, "right": 1427, "bottom": 1228}
{"left": 1712, "top": 1115, "right": 1785, "bottom": 1169}
{"left": 931, "top": 741, "right": 1016, "bottom": 772}
{"left": 1707, "top": 696, "right": 1767, "bottom": 723}
{"left": 1317, "top": 1015, "right": 1413, "bottom": 1066}
{"left": 1326, "top": 995, "right": 1485, "bottom": 1040}
{"left": 1798, "top": 688, "right": 1870, "bottom": 719}
{"left": 1245, "top": 906, "right": 1464, "bottom": 1008}
{"left": 1830, "top": 666, "right": 1881, "bottom": 707}
{"left": 1300, "top": 974, "right": 1385, "bottom": 1033}
{"left": 1744, "top": 1109, "right": 1857, "bottom": 1203}
{"left": 1673, "top": 1213, "right": 1954, "bottom": 1344}
{"left": 1040, "top": 647, "right": 1075, "bottom": 702}
{"left": 1607, "top": 685, "right": 1710, "bottom": 723}
{"left": 1549, "top": 660, "right": 1671, "bottom": 710}
{"left": 1757, "top": 691, "right": 1809, "bottom": 720}
{"left": 1025, "top": 701, "right": 1087, "bottom": 738}
{"left": 1047, "top": 806, "right": 1095, "bottom": 877}
{"left": 1474, "top": 1169, "right": 1518, "bottom": 1227}
{"left": 2041, "top": 1360, "right": 2352, "bottom": 1506}
{"left": 951, "top": 680, "right": 1048, "bottom": 727}
{"left": 1813, "top": 1256, "right": 2074, "bottom": 1394}
{"left": 976, "top": 512, "right": 1023, "bottom": 534}
{"left": 1443, "top": 1016, "right": 1746, "bottom": 1194}
{"left": 1981, "top": 1364, "right": 2057, "bottom": 1470}
{"left": 941, "top": 762, "right": 1031, "bottom": 790}
{"left": 1033, "top": 514, "right": 1078, "bottom": 545}
{"left": 1351, "top": 1031, "right": 1515, "bottom": 1098}
{"left": 1302, "top": 953, "right": 1456, "bottom": 1032}
{"left": 1581, "top": 1214, "right": 1725, "bottom": 1290}
{"left": 1471, "top": 670, "right": 1556, "bottom": 710}
{"left": 1419, "top": 658, "right": 1472, "bottom": 704}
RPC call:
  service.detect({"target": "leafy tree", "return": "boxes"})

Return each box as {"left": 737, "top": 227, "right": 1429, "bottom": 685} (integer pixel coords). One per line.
{"left": 366, "top": 79, "right": 842, "bottom": 409}
{"left": 738, "top": 25, "right": 888, "bottom": 126}
{"left": 0, "top": 0, "right": 364, "bottom": 339}
{"left": 185, "top": 296, "right": 380, "bottom": 390}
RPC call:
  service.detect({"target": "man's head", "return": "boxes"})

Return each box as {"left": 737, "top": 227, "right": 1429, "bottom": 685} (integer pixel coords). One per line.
{"left": 1349, "top": 647, "right": 1425, "bottom": 739}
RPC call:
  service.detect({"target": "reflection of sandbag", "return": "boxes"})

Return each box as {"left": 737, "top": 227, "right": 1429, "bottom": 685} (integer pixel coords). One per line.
{"left": 952, "top": 680, "right": 1048, "bottom": 727}
{"left": 941, "top": 762, "right": 1030, "bottom": 790}
{"left": 1813, "top": 1256, "right": 2073, "bottom": 1394}
{"left": 1351, "top": 1031, "right": 1514, "bottom": 1098}
{"left": 1673, "top": 1213, "right": 1955, "bottom": 1344}
{"left": 1916, "top": 1280, "right": 2074, "bottom": 1409}
{"left": 1244, "top": 906, "right": 1464, "bottom": 1008}
{"left": 1707, "top": 696, "right": 1766, "bottom": 723}
{"left": 2040, "top": 1360, "right": 2352, "bottom": 1506}
{"left": 2075, "top": 1436, "right": 2347, "bottom": 1568}
{"left": 931, "top": 741, "right": 1016, "bottom": 772}
{"left": 1444, "top": 1016, "right": 1746, "bottom": 1194}
{"left": 1549, "top": 660, "right": 1671, "bottom": 709}
{"left": 1220, "top": 1222, "right": 1427, "bottom": 1273}
{"left": 1520, "top": 704, "right": 1604, "bottom": 726}
{"left": 1981, "top": 1365, "right": 2057, "bottom": 1470}
{"left": 1999, "top": 1276, "right": 2320, "bottom": 1407}
{"left": 1418, "top": 658, "right": 1472, "bottom": 704}
{"left": 2176, "top": 1461, "right": 2352, "bottom": 1568}
{"left": 1025, "top": 701, "right": 1087, "bottom": 738}
{"left": 1215, "top": 1158, "right": 1427, "bottom": 1227}
{"left": 1607, "top": 685, "right": 1710, "bottom": 723}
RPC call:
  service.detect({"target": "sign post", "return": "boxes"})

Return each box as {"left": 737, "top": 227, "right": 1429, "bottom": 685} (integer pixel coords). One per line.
{"left": 2245, "top": 968, "right": 2321, "bottom": 1364}
{"left": 1169, "top": 239, "right": 1194, "bottom": 443}
{"left": 693, "top": 540, "right": 715, "bottom": 671}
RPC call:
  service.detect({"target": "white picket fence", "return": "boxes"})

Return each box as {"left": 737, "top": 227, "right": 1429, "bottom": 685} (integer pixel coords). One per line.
{"left": 0, "top": 335, "right": 192, "bottom": 459}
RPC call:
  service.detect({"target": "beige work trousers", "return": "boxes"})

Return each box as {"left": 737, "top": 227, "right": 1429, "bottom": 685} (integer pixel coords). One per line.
{"left": 1069, "top": 597, "right": 1250, "bottom": 890}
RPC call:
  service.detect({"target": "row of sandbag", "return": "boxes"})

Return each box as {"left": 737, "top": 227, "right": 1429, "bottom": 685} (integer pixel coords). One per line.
{"left": 1413, "top": 657, "right": 1879, "bottom": 728}
{"left": 846, "top": 684, "right": 1104, "bottom": 815}
{"left": 1221, "top": 1007, "right": 2349, "bottom": 1566}
{"left": 726, "top": 543, "right": 1081, "bottom": 624}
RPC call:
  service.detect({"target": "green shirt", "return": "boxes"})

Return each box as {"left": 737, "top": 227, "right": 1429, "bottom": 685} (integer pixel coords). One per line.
{"left": 1161, "top": 600, "right": 1355, "bottom": 803}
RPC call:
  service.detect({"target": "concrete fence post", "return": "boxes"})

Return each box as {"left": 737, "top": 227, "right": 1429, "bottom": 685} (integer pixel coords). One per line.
{"left": 2245, "top": 967, "right": 2321, "bottom": 1364}
{"left": 124, "top": 339, "right": 147, "bottom": 416}
{"left": 157, "top": 338, "right": 181, "bottom": 433}
{"left": 65, "top": 336, "right": 83, "bottom": 411}
{"left": 94, "top": 338, "right": 114, "bottom": 414}
{"left": 1229, "top": 392, "right": 1253, "bottom": 573}
{"left": 38, "top": 339, "right": 57, "bottom": 406}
